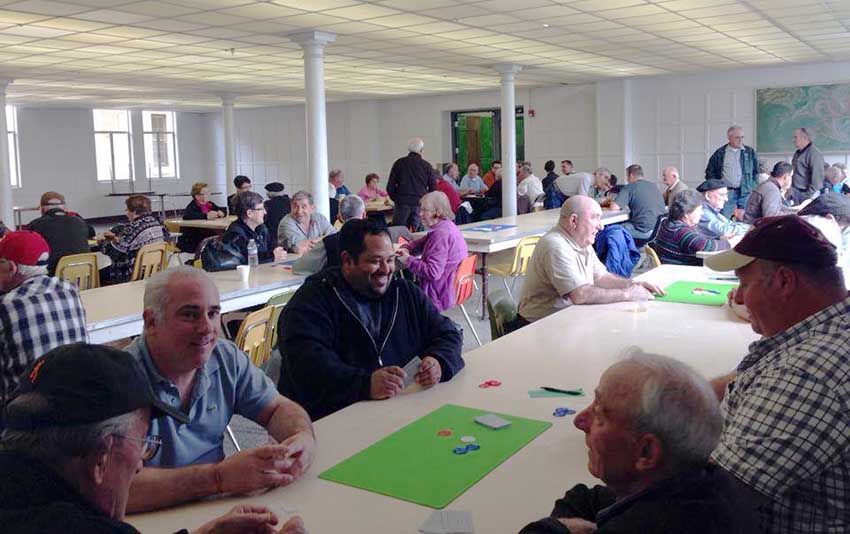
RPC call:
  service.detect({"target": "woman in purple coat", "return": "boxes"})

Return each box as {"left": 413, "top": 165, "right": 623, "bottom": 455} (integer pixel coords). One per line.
{"left": 396, "top": 191, "right": 469, "bottom": 312}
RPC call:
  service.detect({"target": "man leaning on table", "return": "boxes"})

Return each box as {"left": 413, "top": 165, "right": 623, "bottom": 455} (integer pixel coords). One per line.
{"left": 278, "top": 218, "right": 464, "bottom": 421}
{"left": 123, "top": 266, "right": 316, "bottom": 513}
{"left": 705, "top": 215, "right": 850, "bottom": 533}
{"left": 514, "top": 196, "right": 664, "bottom": 328}
{"left": 520, "top": 349, "right": 746, "bottom": 534}
{"left": 0, "top": 343, "right": 307, "bottom": 534}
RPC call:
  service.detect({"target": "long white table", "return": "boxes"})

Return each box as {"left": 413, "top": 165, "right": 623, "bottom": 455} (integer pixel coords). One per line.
{"left": 83, "top": 263, "right": 304, "bottom": 344}
{"left": 460, "top": 209, "right": 629, "bottom": 319}
{"left": 127, "top": 265, "right": 756, "bottom": 534}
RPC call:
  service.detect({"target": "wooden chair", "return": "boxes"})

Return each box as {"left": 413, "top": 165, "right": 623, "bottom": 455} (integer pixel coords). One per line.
{"left": 55, "top": 253, "right": 99, "bottom": 290}
{"left": 453, "top": 254, "right": 481, "bottom": 347}
{"left": 130, "top": 242, "right": 167, "bottom": 282}
{"left": 487, "top": 235, "right": 540, "bottom": 301}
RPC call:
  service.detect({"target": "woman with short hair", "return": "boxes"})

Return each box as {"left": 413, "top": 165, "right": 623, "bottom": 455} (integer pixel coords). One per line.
{"left": 357, "top": 173, "right": 389, "bottom": 202}
{"left": 654, "top": 189, "right": 730, "bottom": 266}
{"left": 396, "top": 191, "right": 468, "bottom": 311}
{"left": 177, "top": 182, "right": 227, "bottom": 253}
{"left": 100, "top": 195, "right": 168, "bottom": 284}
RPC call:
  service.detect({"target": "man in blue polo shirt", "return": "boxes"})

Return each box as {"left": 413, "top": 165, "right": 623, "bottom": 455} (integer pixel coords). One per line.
{"left": 123, "top": 266, "right": 316, "bottom": 513}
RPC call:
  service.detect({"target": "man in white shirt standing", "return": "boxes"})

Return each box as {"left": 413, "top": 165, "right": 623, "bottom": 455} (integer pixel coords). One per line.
{"left": 517, "top": 161, "right": 543, "bottom": 203}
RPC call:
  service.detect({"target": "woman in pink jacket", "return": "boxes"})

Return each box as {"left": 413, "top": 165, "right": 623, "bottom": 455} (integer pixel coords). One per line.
{"left": 357, "top": 173, "right": 390, "bottom": 202}
{"left": 396, "top": 191, "right": 469, "bottom": 311}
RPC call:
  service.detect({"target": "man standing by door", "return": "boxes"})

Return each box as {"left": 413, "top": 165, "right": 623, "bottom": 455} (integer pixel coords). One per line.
{"left": 387, "top": 138, "right": 437, "bottom": 230}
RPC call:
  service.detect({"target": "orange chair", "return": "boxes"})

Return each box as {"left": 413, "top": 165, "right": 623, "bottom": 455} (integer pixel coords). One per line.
{"left": 454, "top": 254, "right": 481, "bottom": 347}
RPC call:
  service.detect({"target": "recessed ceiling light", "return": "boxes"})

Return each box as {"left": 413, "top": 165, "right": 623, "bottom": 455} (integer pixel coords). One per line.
{"left": 542, "top": 23, "right": 550, "bottom": 28}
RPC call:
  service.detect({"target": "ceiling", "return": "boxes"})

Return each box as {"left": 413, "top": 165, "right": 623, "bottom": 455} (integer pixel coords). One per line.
{"left": 0, "top": 0, "right": 846, "bottom": 110}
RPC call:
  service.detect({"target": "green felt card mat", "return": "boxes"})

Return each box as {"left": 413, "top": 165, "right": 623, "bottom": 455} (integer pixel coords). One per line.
{"left": 654, "top": 280, "right": 738, "bottom": 306}
{"left": 319, "top": 404, "right": 551, "bottom": 509}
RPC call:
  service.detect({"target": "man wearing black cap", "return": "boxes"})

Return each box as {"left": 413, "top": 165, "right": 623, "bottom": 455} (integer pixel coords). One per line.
{"left": 696, "top": 179, "right": 749, "bottom": 240}
{"left": 704, "top": 215, "right": 850, "bottom": 533}
{"left": 0, "top": 343, "right": 307, "bottom": 534}
{"left": 263, "top": 182, "right": 290, "bottom": 248}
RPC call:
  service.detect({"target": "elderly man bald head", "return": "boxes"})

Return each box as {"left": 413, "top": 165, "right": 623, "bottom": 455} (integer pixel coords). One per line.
{"left": 513, "top": 196, "right": 664, "bottom": 329}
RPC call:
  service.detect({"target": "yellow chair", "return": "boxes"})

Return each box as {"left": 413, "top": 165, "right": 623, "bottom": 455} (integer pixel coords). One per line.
{"left": 130, "top": 242, "right": 167, "bottom": 282}
{"left": 487, "top": 235, "right": 540, "bottom": 301}
{"left": 267, "top": 290, "right": 295, "bottom": 351}
{"left": 55, "top": 253, "right": 100, "bottom": 290}
{"left": 234, "top": 305, "right": 275, "bottom": 369}
{"left": 164, "top": 219, "right": 182, "bottom": 233}
{"left": 644, "top": 244, "right": 662, "bottom": 268}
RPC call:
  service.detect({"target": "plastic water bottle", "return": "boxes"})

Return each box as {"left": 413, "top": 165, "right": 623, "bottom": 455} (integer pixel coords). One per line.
{"left": 247, "top": 239, "right": 259, "bottom": 268}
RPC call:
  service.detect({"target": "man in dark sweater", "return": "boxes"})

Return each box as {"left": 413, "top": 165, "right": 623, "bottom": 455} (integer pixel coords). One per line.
{"left": 278, "top": 218, "right": 464, "bottom": 420}
{"left": 27, "top": 191, "right": 93, "bottom": 275}
{"left": 520, "top": 350, "right": 748, "bottom": 534}
{"left": 264, "top": 181, "right": 291, "bottom": 247}
{"left": 387, "top": 137, "right": 437, "bottom": 230}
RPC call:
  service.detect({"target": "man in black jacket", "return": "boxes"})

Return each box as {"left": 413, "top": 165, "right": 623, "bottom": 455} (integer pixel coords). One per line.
{"left": 264, "top": 181, "right": 291, "bottom": 247}
{"left": 387, "top": 137, "right": 437, "bottom": 230}
{"left": 520, "top": 349, "right": 748, "bottom": 534}
{"left": 27, "top": 191, "right": 92, "bottom": 275}
{"left": 278, "top": 218, "right": 464, "bottom": 420}
{"left": 222, "top": 191, "right": 285, "bottom": 264}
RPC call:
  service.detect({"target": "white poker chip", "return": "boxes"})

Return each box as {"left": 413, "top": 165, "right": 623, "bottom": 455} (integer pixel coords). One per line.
{"left": 460, "top": 436, "right": 476, "bottom": 443}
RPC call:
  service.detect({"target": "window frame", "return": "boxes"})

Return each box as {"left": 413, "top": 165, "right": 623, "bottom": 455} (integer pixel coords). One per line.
{"left": 142, "top": 110, "right": 178, "bottom": 180}
{"left": 7, "top": 105, "right": 20, "bottom": 188}
{"left": 93, "top": 109, "right": 134, "bottom": 183}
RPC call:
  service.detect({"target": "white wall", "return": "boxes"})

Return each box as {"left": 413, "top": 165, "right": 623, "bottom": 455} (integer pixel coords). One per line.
{"left": 618, "top": 60, "right": 850, "bottom": 188}
{"left": 217, "top": 84, "right": 598, "bottom": 196}
{"left": 10, "top": 107, "right": 210, "bottom": 224}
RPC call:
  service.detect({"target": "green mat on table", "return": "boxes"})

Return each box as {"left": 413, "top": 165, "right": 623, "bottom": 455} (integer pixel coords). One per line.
{"left": 655, "top": 280, "right": 738, "bottom": 306}
{"left": 319, "top": 404, "right": 551, "bottom": 509}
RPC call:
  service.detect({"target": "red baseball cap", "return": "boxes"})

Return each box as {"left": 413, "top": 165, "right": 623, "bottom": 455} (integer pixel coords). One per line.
{"left": 0, "top": 230, "right": 50, "bottom": 266}
{"left": 705, "top": 215, "right": 837, "bottom": 272}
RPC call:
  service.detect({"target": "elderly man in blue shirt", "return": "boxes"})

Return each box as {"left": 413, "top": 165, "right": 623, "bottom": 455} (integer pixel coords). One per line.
{"left": 123, "top": 266, "right": 315, "bottom": 513}
{"left": 697, "top": 179, "right": 749, "bottom": 240}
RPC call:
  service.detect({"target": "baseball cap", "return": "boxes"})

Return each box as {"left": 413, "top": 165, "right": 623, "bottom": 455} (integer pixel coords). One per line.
{"left": 39, "top": 191, "right": 65, "bottom": 206}
{"left": 696, "top": 179, "right": 728, "bottom": 193}
{"left": 3, "top": 343, "right": 189, "bottom": 430}
{"left": 798, "top": 192, "right": 850, "bottom": 219}
{"left": 705, "top": 215, "right": 838, "bottom": 272}
{"left": 0, "top": 230, "right": 50, "bottom": 266}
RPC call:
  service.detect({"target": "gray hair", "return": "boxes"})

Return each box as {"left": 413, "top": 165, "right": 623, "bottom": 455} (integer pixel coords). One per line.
{"left": 520, "top": 161, "right": 533, "bottom": 174}
{"left": 329, "top": 169, "right": 342, "bottom": 180}
{"left": 619, "top": 348, "right": 722, "bottom": 469}
{"left": 143, "top": 266, "right": 215, "bottom": 325}
{"left": 291, "top": 190, "right": 314, "bottom": 205}
{"left": 339, "top": 194, "right": 365, "bottom": 222}
{"left": 825, "top": 166, "right": 843, "bottom": 182}
{"left": 1, "top": 398, "right": 137, "bottom": 467}
{"left": 798, "top": 127, "right": 812, "bottom": 140}
{"left": 17, "top": 264, "right": 48, "bottom": 279}
{"left": 408, "top": 138, "right": 424, "bottom": 153}
{"left": 593, "top": 167, "right": 611, "bottom": 178}
{"left": 726, "top": 125, "right": 743, "bottom": 137}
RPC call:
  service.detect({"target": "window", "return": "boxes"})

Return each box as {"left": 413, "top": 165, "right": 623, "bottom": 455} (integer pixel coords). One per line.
{"left": 143, "top": 110, "right": 177, "bottom": 179}
{"left": 93, "top": 109, "right": 133, "bottom": 182}
{"left": 7, "top": 106, "right": 20, "bottom": 188}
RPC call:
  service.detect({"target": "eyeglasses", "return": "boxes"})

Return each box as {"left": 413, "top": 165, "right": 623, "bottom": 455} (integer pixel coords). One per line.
{"left": 115, "top": 434, "right": 162, "bottom": 461}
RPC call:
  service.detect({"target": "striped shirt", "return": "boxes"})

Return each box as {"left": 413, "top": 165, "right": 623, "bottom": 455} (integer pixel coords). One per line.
{"left": 654, "top": 219, "right": 730, "bottom": 266}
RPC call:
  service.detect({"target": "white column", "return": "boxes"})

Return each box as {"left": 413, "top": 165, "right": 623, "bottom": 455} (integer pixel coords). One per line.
{"left": 291, "top": 30, "right": 335, "bottom": 219}
{"left": 221, "top": 94, "right": 236, "bottom": 196}
{"left": 0, "top": 79, "right": 12, "bottom": 227}
{"left": 494, "top": 64, "right": 522, "bottom": 217}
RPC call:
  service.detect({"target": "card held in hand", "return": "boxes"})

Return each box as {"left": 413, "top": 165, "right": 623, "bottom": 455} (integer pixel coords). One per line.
{"left": 402, "top": 356, "right": 422, "bottom": 388}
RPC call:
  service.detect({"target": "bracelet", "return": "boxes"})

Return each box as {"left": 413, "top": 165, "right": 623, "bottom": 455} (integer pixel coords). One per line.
{"left": 213, "top": 465, "right": 225, "bottom": 495}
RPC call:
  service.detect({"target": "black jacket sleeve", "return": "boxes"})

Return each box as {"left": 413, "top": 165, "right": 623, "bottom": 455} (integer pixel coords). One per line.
{"left": 279, "top": 285, "right": 374, "bottom": 419}
{"left": 411, "top": 283, "right": 464, "bottom": 381}
{"left": 519, "top": 484, "right": 615, "bottom": 534}
{"left": 183, "top": 200, "right": 205, "bottom": 220}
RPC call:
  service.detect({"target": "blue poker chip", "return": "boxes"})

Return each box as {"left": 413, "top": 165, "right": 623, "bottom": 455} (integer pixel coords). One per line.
{"left": 465, "top": 443, "right": 480, "bottom": 451}
{"left": 453, "top": 446, "right": 468, "bottom": 455}
{"left": 553, "top": 407, "right": 576, "bottom": 417}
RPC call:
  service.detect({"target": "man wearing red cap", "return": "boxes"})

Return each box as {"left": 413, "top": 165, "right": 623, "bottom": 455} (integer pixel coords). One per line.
{"left": 705, "top": 215, "right": 850, "bottom": 533}
{"left": 0, "top": 231, "right": 87, "bottom": 414}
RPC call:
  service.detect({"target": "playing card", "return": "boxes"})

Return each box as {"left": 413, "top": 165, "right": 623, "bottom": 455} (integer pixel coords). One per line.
{"left": 474, "top": 413, "right": 512, "bottom": 430}
{"left": 419, "top": 510, "right": 474, "bottom": 534}
{"left": 402, "top": 356, "right": 422, "bottom": 388}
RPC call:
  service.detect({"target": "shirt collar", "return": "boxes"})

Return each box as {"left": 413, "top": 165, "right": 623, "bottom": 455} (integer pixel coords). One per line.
{"left": 555, "top": 225, "right": 588, "bottom": 253}
{"left": 739, "top": 295, "right": 850, "bottom": 372}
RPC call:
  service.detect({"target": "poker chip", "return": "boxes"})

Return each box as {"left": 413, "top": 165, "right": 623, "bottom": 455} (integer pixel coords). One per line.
{"left": 478, "top": 379, "right": 502, "bottom": 388}
{"left": 466, "top": 443, "right": 480, "bottom": 451}
{"left": 553, "top": 407, "right": 576, "bottom": 417}
{"left": 437, "top": 429, "right": 453, "bottom": 437}
{"left": 453, "top": 446, "right": 468, "bottom": 455}
{"left": 460, "top": 436, "right": 476, "bottom": 443}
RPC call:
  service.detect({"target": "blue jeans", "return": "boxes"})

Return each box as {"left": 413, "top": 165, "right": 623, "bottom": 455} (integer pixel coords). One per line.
{"left": 721, "top": 188, "right": 748, "bottom": 219}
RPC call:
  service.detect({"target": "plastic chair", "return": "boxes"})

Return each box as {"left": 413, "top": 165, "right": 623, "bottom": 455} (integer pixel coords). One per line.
{"left": 130, "top": 242, "right": 167, "bottom": 282}
{"left": 487, "top": 235, "right": 540, "bottom": 301}
{"left": 55, "top": 253, "right": 100, "bottom": 290}
{"left": 486, "top": 290, "right": 517, "bottom": 341}
{"left": 453, "top": 255, "right": 481, "bottom": 347}
{"left": 267, "top": 290, "right": 295, "bottom": 350}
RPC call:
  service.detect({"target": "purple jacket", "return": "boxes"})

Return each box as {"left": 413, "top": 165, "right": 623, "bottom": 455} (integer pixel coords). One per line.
{"left": 403, "top": 218, "right": 468, "bottom": 312}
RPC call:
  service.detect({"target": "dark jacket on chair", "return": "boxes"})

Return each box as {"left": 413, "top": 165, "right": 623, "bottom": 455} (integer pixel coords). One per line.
{"left": 594, "top": 225, "right": 640, "bottom": 278}
{"left": 27, "top": 208, "right": 92, "bottom": 275}
{"left": 278, "top": 267, "right": 464, "bottom": 420}
{"left": 264, "top": 195, "right": 291, "bottom": 247}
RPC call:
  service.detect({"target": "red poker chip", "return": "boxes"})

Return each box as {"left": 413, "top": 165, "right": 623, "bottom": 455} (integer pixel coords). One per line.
{"left": 486, "top": 380, "right": 501, "bottom": 387}
{"left": 437, "top": 429, "right": 453, "bottom": 437}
